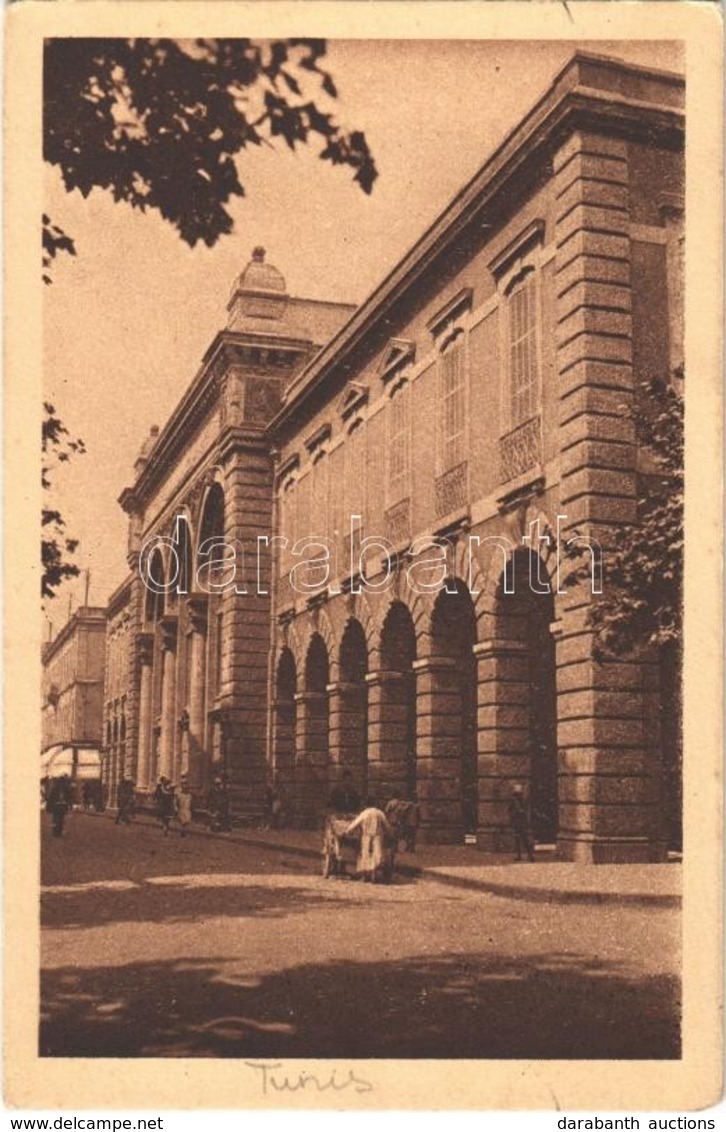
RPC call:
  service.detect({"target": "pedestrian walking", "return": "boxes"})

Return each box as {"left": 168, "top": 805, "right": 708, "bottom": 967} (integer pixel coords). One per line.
{"left": 115, "top": 777, "right": 136, "bottom": 825}
{"left": 264, "top": 778, "right": 287, "bottom": 829}
{"left": 508, "top": 784, "right": 535, "bottom": 862}
{"left": 175, "top": 775, "right": 193, "bottom": 837}
{"left": 154, "top": 775, "right": 176, "bottom": 835}
{"left": 207, "top": 776, "right": 231, "bottom": 832}
{"left": 46, "top": 773, "right": 73, "bottom": 838}
{"left": 345, "top": 800, "right": 395, "bottom": 883}
{"left": 271, "top": 781, "right": 287, "bottom": 828}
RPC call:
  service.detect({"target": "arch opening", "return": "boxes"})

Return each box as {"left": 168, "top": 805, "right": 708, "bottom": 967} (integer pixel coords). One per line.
{"left": 171, "top": 516, "right": 194, "bottom": 599}
{"left": 145, "top": 551, "right": 166, "bottom": 623}
{"left": 297, "top": 633, "right": 330, "bottom": 823}
{"left": 429, "top": 579, "right": 478, "bottom": 840}
{"left": 494, "top": 550, "right": 558, "bottom": 844}
{"left": 336, "top": 619, "right": 369, "bottom": 797}
{"left": 273, "top": 649, "right": 297, "bottom": 795}
{"left": 378, "top": 601, "right": 417, "bottom": 800}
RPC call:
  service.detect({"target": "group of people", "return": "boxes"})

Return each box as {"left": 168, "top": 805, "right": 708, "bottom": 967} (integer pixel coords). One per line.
{"left": 42, "top": 775, "right": 102, "bottom": 836}
{"left": 81, "top": 781, "right": 103, "bottom": 811}
{"left": 44, "top": 763, "right": 537, "bottom": 865}
{"left": 152, "top": 775, "right": 193, "bottom": 836}
{"left": 324, "top": 771, "right": 421, "bottom": 884}
{"left": 152, "top": 773, "right": 232, "bottom": 836}
{"left": 323, "top": 772, "right": 537, "bottom": 880}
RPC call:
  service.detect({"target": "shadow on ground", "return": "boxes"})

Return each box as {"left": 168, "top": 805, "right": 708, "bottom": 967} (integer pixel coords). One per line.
{"left": 40, "top": 949, "right": 681, "bottom": 1060}
{"left": 40, "top": 816, "right": 314, "bottom": 886}
{"left": 40, "top": 875, "right": 407, "bottom": 930}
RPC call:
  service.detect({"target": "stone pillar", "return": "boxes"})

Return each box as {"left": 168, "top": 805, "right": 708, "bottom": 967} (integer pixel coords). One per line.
{"left": 271, "top": 697, "right": 296, "bottom": 789}
{"left": 554, "top": 129, "right": 665, "bottom": 862}
{"left": 327, "top": 681, "right": 368, "bottom": 797}
{"left": 217, "top": 432, "right": 275, "bottom": 823}
{"left": 186, "top": 596, "right": 208, "bottom": 793}
{"left": 151, "top": 723, "right": 161, "bottom": 786}
{"left": 475, "top": 637, "right": 531, "bottom": 853}
{"left": 157, "top": 616, "right": 178, "bottom": 780}
{"left": 135, "top": 632, "right": 154, "bottom": 790}
{"left": 294, "top": 691, "right": 329, "bottom": 825}
{"left": 366, "top": 669, "right": 410, "bottom": 801}
{"left": 414, "top": 656, "right": 463, "bottom": 844}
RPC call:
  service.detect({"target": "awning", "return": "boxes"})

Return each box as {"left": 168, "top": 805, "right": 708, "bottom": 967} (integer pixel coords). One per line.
{"left": 40, "top": 745, "right": 64, "bottom": 773}
{"left": 42, "top": 746, "right": 102, "bottom": 779}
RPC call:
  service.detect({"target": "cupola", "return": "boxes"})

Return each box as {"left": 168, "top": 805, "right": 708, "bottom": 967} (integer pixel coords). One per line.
{"left": 227, "top": 247, "right": 288, "bottom": 325}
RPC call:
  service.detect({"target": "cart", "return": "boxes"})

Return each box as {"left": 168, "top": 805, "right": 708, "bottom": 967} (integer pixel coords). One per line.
{"left": 321, "top": 812, "right": 359, "bottom": 879}
{"left": 322, "top": 811, "right": 398, "bottom": 882}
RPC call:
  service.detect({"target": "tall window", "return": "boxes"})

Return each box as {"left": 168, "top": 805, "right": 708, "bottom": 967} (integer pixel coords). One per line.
{"left": 439, "top": 332, "right": 466, "bottom": 472}
{"left": 280, "top": 479, "right": 295, "bottom": 574}
{"left": 345, "top": 420, "right": 366, "bottom": 523}
{"left": 388, "top": 381, "right": 410, "bottom": 505}
{"left": 310, "top": 452, "right": 329, "bottom": 542}
{"left": 296, "top": 473, "right": 311, "bottom": 546}
{"left": 506, "top": 269, "right": 539, "bottom": 429}
{"left": 215, "top": 610, "right": 224, "bottom": 695}
{"left": 345, "top": 421, "right": 366, "bottom": 570}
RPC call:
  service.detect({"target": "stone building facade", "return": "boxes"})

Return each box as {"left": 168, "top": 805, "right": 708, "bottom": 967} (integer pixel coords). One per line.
{"left": 42, "top": 606, "right": 106, "bottom": 756}
{"left": 103, "top": 575, "right": 135, "bottom": 802}
{"left": 107, "top": 53, "right": 684, "bottom": 862}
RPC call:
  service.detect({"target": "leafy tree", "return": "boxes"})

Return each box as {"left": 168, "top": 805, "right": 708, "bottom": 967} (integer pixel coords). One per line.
{"left": 43, "top": 37, "right": 377, "bottom": 259}
{"left": 42, "top": 404, "right": 86, "bottom": 600}
{"left": 42, "top": 215, "right": 76, "bottom": 285}
{"left": 42, "top": 38, "right": 377, "bottom": 596}
{"left": 566, "top": 376, "right": 683, "bottom": 658}
{"left": 564, "top": 374, "right": 684, "bottom": 847}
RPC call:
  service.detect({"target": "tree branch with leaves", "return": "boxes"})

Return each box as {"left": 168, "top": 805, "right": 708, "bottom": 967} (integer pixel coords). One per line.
{"left": 563, "top": 375, "right": 684, "bottom": 847}
{"left": 43, "top": 37, "right": 377, "bottom": 259}
{"left": 565, "top": 375, "right": 683, "bottom": 660}
{"left": 42, "top": 403, "right": 86, "bottom": 600}
{"left": 42, "top": 37, "right": 377, "bottom": 599}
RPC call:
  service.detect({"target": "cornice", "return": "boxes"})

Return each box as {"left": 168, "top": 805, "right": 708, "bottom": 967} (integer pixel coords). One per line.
{"left": 106, "top": 575, "right": 134, "bottom": 618}
{"left": 427, "top": 287, "right": 473, "bottom": 338}
{"left": 269, "top": 54, "right": 683, "bottom": 435}
{"left": 42, "top": 607, "right": 107, "bottom": 665}
{"left": 337, "top": 381, "right": 369, "bottom": 422}
{"left": 276, "top": 452, "right": 300, "bottom": 483}
{"left": 488, "top": 219, "right": 545, "bottom": 279}
{"left": 218, "top": 424, "right": 275, "bottom": 466}
{"left": 122, "top": 348, "right": 220, "bottom": 510}
{"left": 378, "top": 339, "right": 416, "bottom": 385}
{"left": 127, "top": 331, "right": 310, "bottom": 509}
{"left": 304, "top": 422, "right": 332, "bottom": 454}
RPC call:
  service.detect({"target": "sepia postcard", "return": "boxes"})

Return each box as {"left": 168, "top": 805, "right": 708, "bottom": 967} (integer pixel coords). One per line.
{"left": 4, "top": 0, "right": 723, "bottom": 1114}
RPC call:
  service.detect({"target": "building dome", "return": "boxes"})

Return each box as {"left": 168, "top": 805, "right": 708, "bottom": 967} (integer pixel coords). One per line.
{"left": 228, "top": 247, "right": 289, "bottom": 325}
{"left": 231, "top": 247, "right": 286, "bottom": 302}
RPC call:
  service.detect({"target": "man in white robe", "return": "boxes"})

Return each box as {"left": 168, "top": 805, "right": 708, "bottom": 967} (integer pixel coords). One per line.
{"left": 345, "top": 803, "right": 395, "bottom": 882}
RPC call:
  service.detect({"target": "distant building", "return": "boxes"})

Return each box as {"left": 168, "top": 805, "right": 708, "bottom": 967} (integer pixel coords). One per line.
{"left": 41, "top": 606, "right": 106, "bottom": 782}
{"left": 106, "top": 53, "right": 684, "bottom": 862}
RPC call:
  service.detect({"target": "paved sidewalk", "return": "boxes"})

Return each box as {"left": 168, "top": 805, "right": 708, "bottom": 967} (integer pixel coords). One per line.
{"left": 87, "top": 810, "right": 681, "bottom": 908}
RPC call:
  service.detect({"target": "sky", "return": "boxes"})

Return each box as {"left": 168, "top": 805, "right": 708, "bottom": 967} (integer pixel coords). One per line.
{"left": 43, "top": 37, "right": 684, "bottom": 633}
